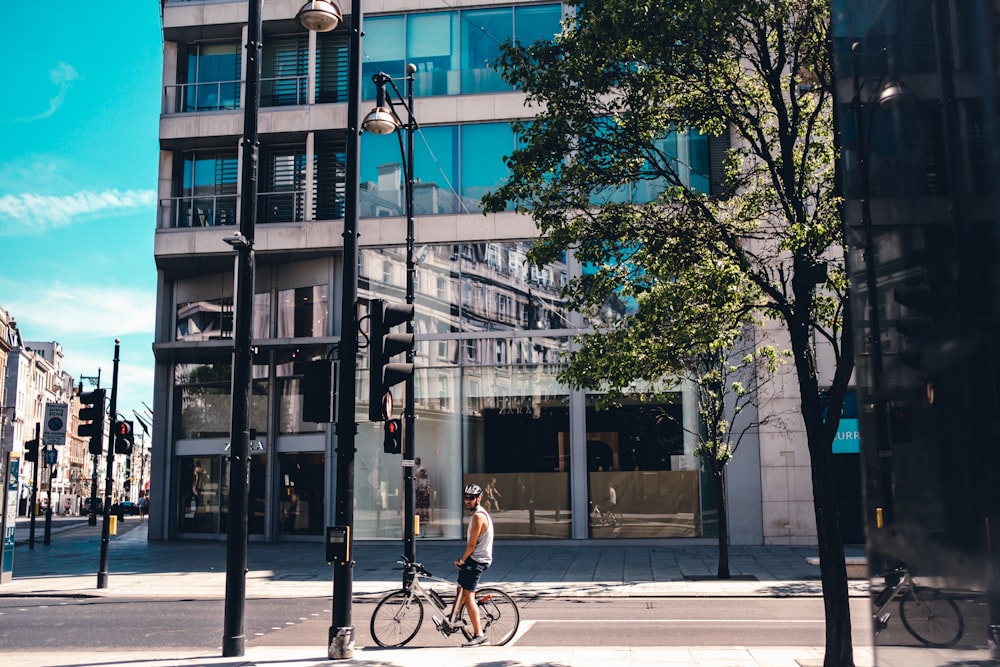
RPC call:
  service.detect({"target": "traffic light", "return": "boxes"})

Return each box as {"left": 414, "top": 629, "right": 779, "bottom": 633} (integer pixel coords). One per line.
{"left": 78, "top": 389, "right": 106, "bottom": 455}
{"left": 24, "top": 438, "right": 39, "bottom": 463}
{"left": 383, "top": 418, "right": 402, "bottom": 454}
{"left": 302, "top": 359, "right": 335, "bottom": 423}
{"left": 114, "top": 420, "right": 135, "bottom": 455}
{"left": 368, "top": 299, "right": 414, "bottom": 421}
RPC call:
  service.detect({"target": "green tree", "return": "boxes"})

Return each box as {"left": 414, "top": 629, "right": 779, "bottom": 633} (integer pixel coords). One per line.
{"left": 484, "top": 1, "right": 856, "bottom": 664}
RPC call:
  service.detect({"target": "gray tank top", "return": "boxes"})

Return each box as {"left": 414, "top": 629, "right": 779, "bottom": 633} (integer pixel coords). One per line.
{"left": 469, "top": 505, "right": 494, "bottom": 565}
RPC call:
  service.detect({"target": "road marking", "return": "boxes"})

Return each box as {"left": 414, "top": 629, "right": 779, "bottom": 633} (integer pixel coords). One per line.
{"left": 529, "top": 619, "right": 824, "bottom": 624}
{"left": 507, "top": 620, "right": 535, "bottom": 645}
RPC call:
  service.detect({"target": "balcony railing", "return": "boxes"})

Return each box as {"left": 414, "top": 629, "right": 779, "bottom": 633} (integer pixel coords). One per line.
{"left": 164, "top": 80, "right": 242, "bottom": 114}
{"left": 164, "top": 76, "right": 308, "bottom": 113}
{"left": 161, "top": 191, "right": 309, "bottom": 228}
{"left": 261, "top": 75, "right": 309, "bottom": 107}
{"left": 257, "top": 189, "right": 307, "bottom": 224}
{"left": 161, "top": 195, "right": 238, "bottom": 228}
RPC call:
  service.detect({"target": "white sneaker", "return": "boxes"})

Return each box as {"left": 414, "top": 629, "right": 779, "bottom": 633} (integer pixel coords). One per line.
{"left": 463, "top": 634, "right": 489, "bottom": 647}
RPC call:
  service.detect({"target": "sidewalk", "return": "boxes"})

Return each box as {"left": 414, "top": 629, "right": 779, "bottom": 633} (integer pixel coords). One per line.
{"left": 1, "top": 518, "right": 882, "bottom": 666}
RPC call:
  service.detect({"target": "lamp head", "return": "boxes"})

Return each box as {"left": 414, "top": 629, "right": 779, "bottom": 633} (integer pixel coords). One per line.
{"left": 296, "top": 0, "right": 342, "bottom": 32}
{"left": 362, "top": 107, "right": 401, "bottom": 135}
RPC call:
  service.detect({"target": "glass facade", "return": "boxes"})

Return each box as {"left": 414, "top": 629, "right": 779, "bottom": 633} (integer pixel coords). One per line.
{"left": 832, "top": 0, "right": 1000, "bottom": 662}
{"left": 165, "top": 241, "right": 718, "bottom": 542}
{"left": 362, "top": 4, "right": 563, "bottom": 98}
{"left": 157, "top": 2, "right": 741, "bottom": 552}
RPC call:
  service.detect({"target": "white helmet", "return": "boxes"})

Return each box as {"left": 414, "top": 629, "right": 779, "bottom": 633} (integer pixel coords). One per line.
{"left": 464, "top": 483, "right": 483, "bottom": 497}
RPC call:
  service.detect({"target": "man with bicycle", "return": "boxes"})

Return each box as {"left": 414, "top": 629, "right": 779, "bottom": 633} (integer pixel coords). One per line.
{"left": 452, "top": 483, "right": 494, "bottom": 647}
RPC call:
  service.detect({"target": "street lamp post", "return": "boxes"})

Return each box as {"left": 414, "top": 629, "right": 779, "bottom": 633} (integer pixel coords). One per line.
{"left": 221, "top": 0, "right": 261, "bottom": 656}
{"left": 363, "top": 65, "right": 418, "bottom": 571}
{"left": 295, "top": 0, "right": 361, "bottom": 659}
{"left": 849, "top": 41, "right": 905, "bottom": 529}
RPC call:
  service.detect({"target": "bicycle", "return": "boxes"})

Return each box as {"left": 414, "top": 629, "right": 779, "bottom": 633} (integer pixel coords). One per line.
{"left": 872, "top": 565, "right": 964, "bottom": 647}
{"left": 590, "top": 502, "right": 623, "bottom": 528}
{"left": 370, "top": 555, "right": 520, "bottom": 647}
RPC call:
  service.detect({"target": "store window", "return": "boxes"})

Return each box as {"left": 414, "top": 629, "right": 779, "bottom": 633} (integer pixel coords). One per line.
{"left": 463, "top": 365, "right": 571, "bottom": 538}
{"left": 278, "top": 452, "right": 325, "bottom": 536}
{"left": 584, "top": 398, "right": 698, "bottom": 538}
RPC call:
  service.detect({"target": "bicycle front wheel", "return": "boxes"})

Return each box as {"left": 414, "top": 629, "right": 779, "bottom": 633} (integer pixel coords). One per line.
{"left": 899, "top": 586, "right": 963, "bottom": 647}
{"left": 459, "top": 587, "right": 520, "bottom": 645}
{"left": 370, "top": 590, "right": 424, "bottom": 647}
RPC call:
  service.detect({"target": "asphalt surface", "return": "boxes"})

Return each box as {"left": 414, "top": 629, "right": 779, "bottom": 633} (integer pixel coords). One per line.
{"left": 0, "top": 514, "right": 982, "bottom": 666}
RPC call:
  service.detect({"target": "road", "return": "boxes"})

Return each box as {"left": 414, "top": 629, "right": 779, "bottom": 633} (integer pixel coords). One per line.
{"left": 0, "top": 595, "right": 878, "bottom": 651}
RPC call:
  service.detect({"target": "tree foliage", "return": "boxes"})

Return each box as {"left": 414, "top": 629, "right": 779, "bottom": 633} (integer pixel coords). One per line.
{"left": 485, "top": 1, "right": 856, "bottom": 664}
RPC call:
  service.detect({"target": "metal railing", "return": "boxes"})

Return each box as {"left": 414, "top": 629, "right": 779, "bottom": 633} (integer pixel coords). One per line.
{"left": 164, "top": 76, "right": 308, "bottom": 113}
{"left": 257, "top": 189, "right": 307, "bottom": 224}
{"left": 163, "top": 81, "right": 242, "bottom": 114}
{"left": 261, "top": 75, "right": 309, "bottom": 107}
{"left": 160, "top": 195, "right": 238, "bottom": 228}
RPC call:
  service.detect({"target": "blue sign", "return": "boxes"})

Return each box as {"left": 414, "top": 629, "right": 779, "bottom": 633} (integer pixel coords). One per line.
{"left": 833, "top": 418, "right": 861, "bottom": 454}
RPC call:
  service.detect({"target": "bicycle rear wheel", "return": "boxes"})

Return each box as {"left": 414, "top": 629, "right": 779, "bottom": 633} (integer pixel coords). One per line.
{"left": 458, "top": 587, "right": 520, "bottom": 645}
{"left": 899, "top": 586, "right": 963, "bottom": 647}
{"left": 370, "top": 590, "right": 424, "bottom": 647}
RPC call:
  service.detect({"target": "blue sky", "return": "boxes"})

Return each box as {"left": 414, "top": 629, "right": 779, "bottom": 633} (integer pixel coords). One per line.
{"left": 0, "top": 3, "right": 163, "bottom": 424}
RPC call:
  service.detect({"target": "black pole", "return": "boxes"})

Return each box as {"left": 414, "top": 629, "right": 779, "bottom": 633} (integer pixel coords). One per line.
{"left": 28, "top": 422, "right": 39, "bottom": 550}
{"left": 851, "top": 42, "right": 894, "bottom": 526}
{"left": 222, "top": 0, "right": 261, "bottom": 657}
{"left": 402, "top": 64, "right": 417, "bottom": 569}
{"left": 43, "top": 448, "right": 53, "bottom": 545}
{"left": 329, "top": 0, "right": 363, "bottom": 659}
{"left": 97, "top": 340, "right": 121, "bottom": 589}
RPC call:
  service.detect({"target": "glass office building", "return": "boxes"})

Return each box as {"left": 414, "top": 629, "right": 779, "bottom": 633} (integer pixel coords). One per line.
{"left": 152, "top": 0, "right": 814, "bottom": 546}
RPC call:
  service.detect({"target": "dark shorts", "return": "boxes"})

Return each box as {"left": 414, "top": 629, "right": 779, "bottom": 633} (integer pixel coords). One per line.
{"left": 457, "top": 558, "right": 489, "bottom": 592}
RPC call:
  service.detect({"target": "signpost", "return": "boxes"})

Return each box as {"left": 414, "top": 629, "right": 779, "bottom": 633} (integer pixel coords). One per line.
{"left": 43, "top": 403, "right": 68, "bottom": 447}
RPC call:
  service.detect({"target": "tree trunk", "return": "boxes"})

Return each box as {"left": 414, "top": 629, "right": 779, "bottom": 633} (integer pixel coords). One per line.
{"left": 786, "top": 303, "right": 855, "bottom": 667}
{"left": 810, "top": 438, "right": 854, "bottom": 667}
{"left": 714, "top": 464, "right": 730, "bottom": 579}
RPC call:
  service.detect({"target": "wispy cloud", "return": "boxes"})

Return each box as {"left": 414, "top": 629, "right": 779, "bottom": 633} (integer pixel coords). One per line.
{"left": 0, "top": 189, "right": 156, "bottom": 235}
{"left": 19, "top": 62, "right": 81, "bottom": 122}
{"left": 3, "top": 280, "right": 155, "bottom": 339}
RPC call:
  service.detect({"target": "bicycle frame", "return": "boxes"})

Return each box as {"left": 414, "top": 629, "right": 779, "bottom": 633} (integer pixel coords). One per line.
{"left": 404, "top": 563, "right": 466, "bottom": 629}
{"left": 873, "top": 567, "right": 912, "bottom": 621}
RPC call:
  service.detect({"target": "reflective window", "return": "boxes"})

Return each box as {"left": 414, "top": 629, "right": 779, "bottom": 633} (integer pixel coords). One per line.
{"left": 175, "top": 292, "right": 270, "bottom": 341}
{"left": 168, "top": 153, "right": 237, "bottom": 228}
{"left": 410, "top": 12, "right": 460, "bottom": 96}
{"left": 362, "top": 16, "right": 405, "bottom": 99}
{"left": 461, "top": 123, "right": 515, "bottom": 207}
{"left": 184, "top": 42, "right": 241, "bottom": 112}
{"left": 584, "top": 398, "right": 698, "bottom": 538}
{"left": 461, "top": 8, "right": 511, "bottom": 93}
{"left": 276, "top": 285, "right": 329, "bottom": 338}
{"left": 278, "top": 453, "right": 325, "bottom": 536}
{"left": 360, "top": 6, "right": 561, "bottom": 99}
{"left": 174, "top": 361, "right": 268, "bottom": 439}
{"left": 361, "top": 122, "right": 516, "bottom": 217}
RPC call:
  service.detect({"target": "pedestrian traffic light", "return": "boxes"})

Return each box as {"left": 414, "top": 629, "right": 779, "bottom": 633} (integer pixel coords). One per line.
{"left": 114, "top": 420, "right": 135, "bottom": 455}
{"left": 302, "top": 359, "right": 335, "bottom": 423}
{"left": 368, "top": 299, "right": 414, "bottom": 421}
{"left": 383, "top": 418, "right": 402, "bottom": 454}
{"left": 24, "top": 438, "right": 39, "bottom": 463}
{"left": 78, "top": 389, "right": 106, "bottom": 455}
